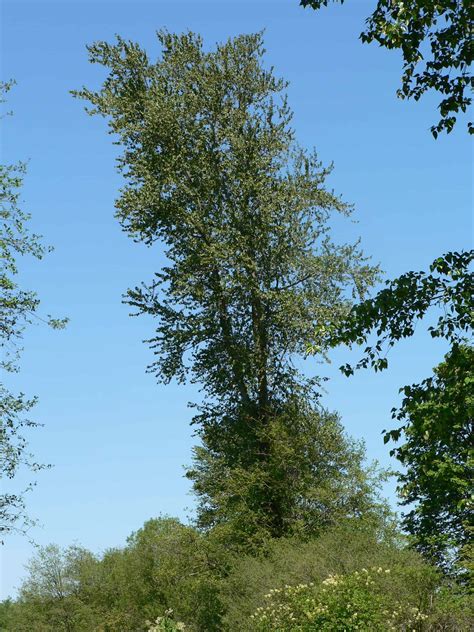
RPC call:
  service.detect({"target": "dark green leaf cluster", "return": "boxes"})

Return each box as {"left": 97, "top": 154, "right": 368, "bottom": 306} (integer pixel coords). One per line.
{"left": 300, "top": 1, "right": 473, "bottom": 136}
{"left": 389, "top": 345, "right": 473, "bottom": 574}
{"left": 188, "top": 402, "right": 392, "bottom": 550}
{"left": 327, "top": 250, "right": 473, "bottom": 376}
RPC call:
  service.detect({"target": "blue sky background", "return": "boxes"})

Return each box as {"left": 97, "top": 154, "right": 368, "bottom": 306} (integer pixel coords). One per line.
{"left": 1, "top": 0, "right": 471, "bottom": 598}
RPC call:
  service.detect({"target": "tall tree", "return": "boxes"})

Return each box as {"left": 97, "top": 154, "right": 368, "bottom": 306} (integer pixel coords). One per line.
{"left": 300, "top": 0, "right": 473, "bottom": 136}
{"left": 74, "top": 31, "right": 381, "bottom": 545}
{"left": 0, "top": 82, "right": 67, "bottom": 538}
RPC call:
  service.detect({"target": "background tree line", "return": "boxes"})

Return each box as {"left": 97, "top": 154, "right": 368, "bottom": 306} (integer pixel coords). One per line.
{"left": 1, "top": 516, "right": 472, "bottom": 631}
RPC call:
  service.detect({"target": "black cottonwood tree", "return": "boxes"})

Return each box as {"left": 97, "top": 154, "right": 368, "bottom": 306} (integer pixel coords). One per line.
{"left": 75, "top": 31, "right": 383, "bottom": 547}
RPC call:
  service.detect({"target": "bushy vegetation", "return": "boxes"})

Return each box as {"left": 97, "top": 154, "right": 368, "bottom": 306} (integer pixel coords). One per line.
{"left": 250, "top": 568, "right": 430, "bottom": 631}
{"left": 1, "top": 517, "right": 472, "bottom": 631}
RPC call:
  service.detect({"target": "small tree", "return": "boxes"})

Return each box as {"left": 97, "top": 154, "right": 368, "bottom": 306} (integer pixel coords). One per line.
{"left": 75, "top": 31, "right": 380, "bottom": 545}
{"left": 12, "top": 545, "right": 98, "bottom": 632}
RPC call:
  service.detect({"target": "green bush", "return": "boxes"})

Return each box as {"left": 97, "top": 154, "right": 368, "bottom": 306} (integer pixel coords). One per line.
{"left": 147, "top": 610, "right": 187, "bottom": 631}
{"left": 251, "top": 567, "right": 429, "bottom": 631}
{"left": 425, "top": 583, "right": 474, "bottom": 631}
{"left": 4, "top": 518, "right": 471, "bottom": 631}
{"left": 220, "top": 520, "right": 437, "bottom": 630}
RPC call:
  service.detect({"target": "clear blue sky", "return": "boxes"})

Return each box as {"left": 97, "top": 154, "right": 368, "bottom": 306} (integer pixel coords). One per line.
{"left": 1, "top": 0, "right": 471, "bottom": 599}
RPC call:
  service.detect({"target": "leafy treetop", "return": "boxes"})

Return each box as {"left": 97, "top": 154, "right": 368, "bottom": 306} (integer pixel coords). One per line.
{"left": 74, "top": 31, "right": 380, "bottom": 543}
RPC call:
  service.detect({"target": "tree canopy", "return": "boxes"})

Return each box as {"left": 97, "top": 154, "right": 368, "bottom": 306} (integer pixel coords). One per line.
{"left": 2, "top": 517, "right": 472, "bottom": 631}
{"left": 300, "top": 0, "right": 473, "bottom": 136}
{"left": 74, "top": 30, "right": 382, "bottom": 545}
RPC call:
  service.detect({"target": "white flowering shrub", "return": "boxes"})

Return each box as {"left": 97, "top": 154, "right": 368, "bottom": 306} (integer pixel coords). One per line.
{"left": 147, "top": 609, "right": 186, "bottom": 631}
{"left": 251, "top": 567, "right": 429, "bottom": 631}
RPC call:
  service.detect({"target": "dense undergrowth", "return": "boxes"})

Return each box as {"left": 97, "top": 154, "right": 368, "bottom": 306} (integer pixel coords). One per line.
{"left": 1, "top": 517, "right": 472, "bottom": 631}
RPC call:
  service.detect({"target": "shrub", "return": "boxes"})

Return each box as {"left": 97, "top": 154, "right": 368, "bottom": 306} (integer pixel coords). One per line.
{"left": 251, "top": 567, "right": 429, "bottom": 631}
{"left": 147, "top": 609, "right": 187, "bottom": 631}
{"left": 220, "top": 520, "right": 437, "bottom": 629}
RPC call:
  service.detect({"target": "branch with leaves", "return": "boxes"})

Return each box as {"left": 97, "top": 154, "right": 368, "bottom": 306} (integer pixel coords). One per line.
{"left": 321, "top": 251, "right": 473, "bottom": 572}
{"left": 323, "top": 250, "right": 473, "bottom": 375}
{"left": 300, "top": 1, "right": 473, "bottom": 136}
{"left": 0, "top": 82, "right": 67, "bottom": 538}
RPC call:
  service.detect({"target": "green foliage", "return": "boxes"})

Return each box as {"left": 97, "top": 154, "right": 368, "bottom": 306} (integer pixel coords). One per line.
{"left": 326, "top": 250, "right": 473, "bottom": 376}
{"left": 106, "top": 518, "right": 226, "bottom": 631}
{"left": 390, "top": 345, "right": 473, "bottom": 573}
{"left": 0, "top": 80, "right": 68, "bottom": 371}
{"left": 8, "top": 544, "right": 99, "bottom": 631}
{"left": 300, "top": 1, "right": 473, "bottom": 136}
{"left": 220, "top": 520, "right": 431, "bottom": 629}
{"left": 5, "top": 517, "right": 471, "bottom": 631}
{"left": 299, "top": 1, "right": 473, "bottom": 579}
{"left": 5, "top": 518, "right": 227, "bottom": 632}
{"left": 251, "top": 567, "right": 431, "bottom": 631}
{"left": 0, "top": 81, "right": 67, "bottom": 538}
{"left": 74, "top": 30, "right": 379, "bottom": 543}
{"left": 0, "top": 598, "right": 15, "bottom": 631}
{"left": 323, "top": 251, "right": 473, "bottom": 573}
{"left": 189, "top": 405, "right": 392, "bottom": 551}
{"left": 250, "top": 568, "right": 474, "bottom": 631}
{"left": 147, "top": 611, "right": 187, "bottom": 631}
{"left": 424, "top": 580, "right": 474, "bottom": 630}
